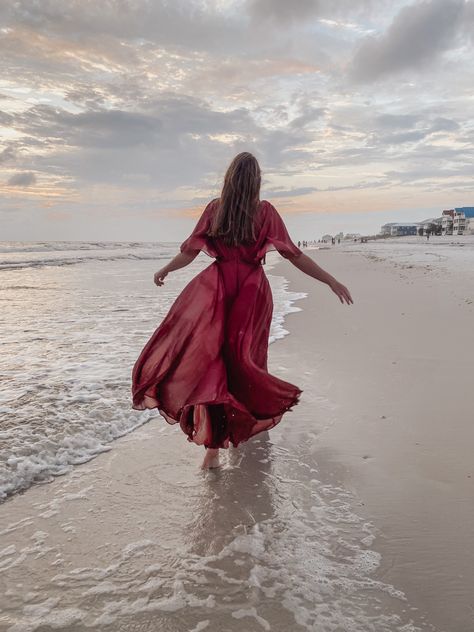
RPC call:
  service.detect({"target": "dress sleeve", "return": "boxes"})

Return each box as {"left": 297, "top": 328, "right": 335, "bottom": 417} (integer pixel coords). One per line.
{"left": 179, "top": 200, "right": 218, "bottom": 258}
{"left": 262, "top": 202, "right": 302, "bottom": 259}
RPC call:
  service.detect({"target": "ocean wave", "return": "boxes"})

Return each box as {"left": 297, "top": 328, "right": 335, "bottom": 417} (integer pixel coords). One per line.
{"left": 0, "top": 252, "right": 175, "bottom": 271}
{"left": 0, "top": 240, "right": 173, "bottom": 254}
{"left": 0, "top": 253, "right": 305, "bottom": 502}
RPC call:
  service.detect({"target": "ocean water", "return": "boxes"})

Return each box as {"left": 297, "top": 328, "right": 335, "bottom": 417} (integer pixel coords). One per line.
{"left": 0, "top": 241, "right": 306, "bottom": 502}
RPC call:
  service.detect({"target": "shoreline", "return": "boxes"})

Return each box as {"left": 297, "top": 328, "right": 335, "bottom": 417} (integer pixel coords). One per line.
{"left": 0, "top": 249, "right": 303, "bottom": 503}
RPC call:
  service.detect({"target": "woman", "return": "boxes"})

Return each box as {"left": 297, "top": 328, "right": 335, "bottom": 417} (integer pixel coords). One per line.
{"left": 131, "top": 152, "right": 352, "bottom": 469}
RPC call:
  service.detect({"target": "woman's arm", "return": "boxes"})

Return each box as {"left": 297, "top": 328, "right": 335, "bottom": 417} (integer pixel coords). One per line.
{"left": 154, "top": 250, "right": 199, "bottom": 286}
{"left": 289, "top": 253, "right": 353, "bottom": 305}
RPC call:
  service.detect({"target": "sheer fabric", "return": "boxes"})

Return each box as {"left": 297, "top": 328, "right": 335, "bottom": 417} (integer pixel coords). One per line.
{"left": 131, "top": 200, "right": 303, "bottom": 448}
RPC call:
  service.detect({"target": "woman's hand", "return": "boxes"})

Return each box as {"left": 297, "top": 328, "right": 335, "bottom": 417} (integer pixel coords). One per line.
{"left": 154, "top": 269, "right": 168, "bottom": 286}
{"left": 152, "top": 252, "right": 199, "bottom": 287}
{"left": 329, "top": 279, "right": 353, "bottom": 305}
{"left": 289, "top": 254, "right": 353, "bottom": 305}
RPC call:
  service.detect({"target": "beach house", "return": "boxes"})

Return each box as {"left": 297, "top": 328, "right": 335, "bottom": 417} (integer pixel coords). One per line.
{"left": 417, "top": 218, "right": 442, "bottom": 236}
{"left": 453, "top": 207, "right": 474, "bottom": 235}
{"left": 380, "top": 222, "right": 418, "bottom": 236}
{"left": 441, "top": 210, "right": 454, "bottom": 235}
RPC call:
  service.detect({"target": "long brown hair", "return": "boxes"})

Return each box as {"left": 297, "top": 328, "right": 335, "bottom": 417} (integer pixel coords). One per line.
{"left": 208, "top": 152, "right": 261, "bottom": 246}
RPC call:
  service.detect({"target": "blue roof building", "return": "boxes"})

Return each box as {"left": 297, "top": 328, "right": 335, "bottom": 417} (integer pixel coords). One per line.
{"left": 454, "top": 207, "right": 474, "bottom": 218}
{"left": 450, "top": 208, "right": 474, "bottom": 234}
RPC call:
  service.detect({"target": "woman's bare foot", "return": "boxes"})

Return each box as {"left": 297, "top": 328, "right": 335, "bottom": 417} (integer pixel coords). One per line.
{"left": 201, "top": 447, "right": 220, "bottom": 469}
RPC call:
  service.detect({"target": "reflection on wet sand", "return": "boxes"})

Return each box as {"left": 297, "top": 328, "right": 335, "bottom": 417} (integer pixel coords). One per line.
{"left": 188, "top": 432, "right": 275, "bottom": 558}
{"left": 155, "top": 430, "right": 432, "bottom": 632}
{"left": 0, "top": 423, "right": 436, "bottom": 632}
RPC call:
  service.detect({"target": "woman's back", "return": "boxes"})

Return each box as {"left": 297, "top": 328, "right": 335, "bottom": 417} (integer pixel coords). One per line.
{"left": 180, "top": 198, "right": 302, "bottom": 264}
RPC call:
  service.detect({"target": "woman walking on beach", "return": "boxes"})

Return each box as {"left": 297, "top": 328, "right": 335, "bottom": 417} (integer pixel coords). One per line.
{"left": 131, "top": 152, "right": 352, "bottom": 469}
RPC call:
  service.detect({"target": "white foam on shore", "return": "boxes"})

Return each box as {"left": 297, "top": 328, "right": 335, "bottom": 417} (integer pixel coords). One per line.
{"left": 264, "top": 250, "right": 307, "bottom": 343}
{"left": 267, "top": 274, "right": 307, "bottom": 343}
{"left": 0, "top": 436, "right": 433, "bottom": 631}
{"left": 0, "top": 243, "right": 305, "bottom": 501}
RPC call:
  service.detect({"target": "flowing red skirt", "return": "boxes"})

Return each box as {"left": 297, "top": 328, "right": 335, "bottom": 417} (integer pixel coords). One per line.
{"left": 131, "top": 259, "right": 301, "bottom": 448}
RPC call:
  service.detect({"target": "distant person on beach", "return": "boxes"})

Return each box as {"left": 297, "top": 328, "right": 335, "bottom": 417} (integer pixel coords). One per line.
{"left": 298, "top": 240, "right": 301, "bottom": 248}
{"left": 131, "top": 152, "right": 353, "bottom": 469}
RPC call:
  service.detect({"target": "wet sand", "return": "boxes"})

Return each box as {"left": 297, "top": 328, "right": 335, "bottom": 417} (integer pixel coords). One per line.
{"left": 1, "top": 244, "right": 473, "bottom": 631}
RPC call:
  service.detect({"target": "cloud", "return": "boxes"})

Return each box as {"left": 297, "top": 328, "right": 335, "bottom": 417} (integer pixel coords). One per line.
{"left": 0, "top": 147, "right": 16, "bottom": 163}
{"left": 266, "top": 186, "right": 319, "bottom": 197}
{"left": 385, "top": 161, "right": 474, "bottom": 184}
{"left": 246, "top": 0, "right": 392, "bottom": 24}
{"left": 6, "top": 95, "right": 310, "bottom": 190}
{"left": 247, "top": 0, "right": 320, "bottom": 24}
{"left": 0, "top": 1, "right": 245, "bottom": 55}
{"left": 374, "top": 113, "right": 420, "bottom": 129}
{"left": 7, "top": 171, "right": 37, "bottom": 186}
{"left": 183, "top": 58, "right": 323, "bottom": 100}
{"left": 429, "top": 117, "right": 460, "bottom": 133}
{"left": 12, "top": 97, "right": 250, "bottom": 148}
{"left": 379, "top": 130, "right": 429, "bottom": 144}
{"left": 376, "top": 116, "right": 461, "bottom": 145}
{"left": 289, "top": 106, "right": 326, "bottom": 129}
{"left": 351, "top": 0, "right": 467, "bottom": 82}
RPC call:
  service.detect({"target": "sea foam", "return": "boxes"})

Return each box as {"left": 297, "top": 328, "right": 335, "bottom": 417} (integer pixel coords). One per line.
{"left": 0, "top": 242, "right": 305, "bottom": 501}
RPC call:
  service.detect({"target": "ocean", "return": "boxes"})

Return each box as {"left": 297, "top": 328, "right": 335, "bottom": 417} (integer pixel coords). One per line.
{"left": 0, "top": 241, "right": 306, "bottom": 502}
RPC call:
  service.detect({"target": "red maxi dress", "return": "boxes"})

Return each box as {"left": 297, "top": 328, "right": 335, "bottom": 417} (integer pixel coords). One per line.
{"left": 131, "top": 199, "right": 303, "bottom": 449}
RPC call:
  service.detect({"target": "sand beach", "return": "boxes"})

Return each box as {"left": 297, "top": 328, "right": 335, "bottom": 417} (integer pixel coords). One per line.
{"left": 272, "top": 236, "right": 474, "bottom": 632}
{"left": 1, "top": 237, "right": 473, "bottom": 631}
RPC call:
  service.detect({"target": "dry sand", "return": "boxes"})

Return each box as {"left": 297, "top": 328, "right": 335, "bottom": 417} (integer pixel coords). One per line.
{"left": 271, "top": 243, "right": 474, "bottom": 632}
{"left": 1, "top": 242, "right": 473, "bottom": 631}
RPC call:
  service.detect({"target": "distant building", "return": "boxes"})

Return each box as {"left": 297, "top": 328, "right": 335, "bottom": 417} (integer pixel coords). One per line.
{"left": 451, "top": 208, "right": 474, "bottom": 235}
{"left": 417, "top": 218, "right": 442, "bottom": 236}
{"left": 378, "top": 207, "right": 473, "bottom": 239}
{"left": 454, "top": 207, "right": 474, "bottom": 217}
{"left": 380, "top": 223, "right": 395, "bottom": 236}
{"left": 380, "top": 222, "right": 418, "bottom": 237}
{"left": 394, "top": 223, "right": 419, "bottom": 236}
{"left": 321, "top": 234, "right": 333, "bottom": 242}
{"left": 442, "top": 210, "right": 454, "bottom": 235}
{"left": 453, "top": 212, "right": 465, "bottom": 234}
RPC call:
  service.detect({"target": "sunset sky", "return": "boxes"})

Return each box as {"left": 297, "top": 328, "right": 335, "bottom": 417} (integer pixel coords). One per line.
{"left": 1, "top": 0, "right": 473, "bottom": 241}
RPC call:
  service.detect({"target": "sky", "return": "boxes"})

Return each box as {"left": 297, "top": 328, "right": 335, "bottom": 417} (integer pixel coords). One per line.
{"left": 1, "top": 0, "right": 473, "bottom": 242}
